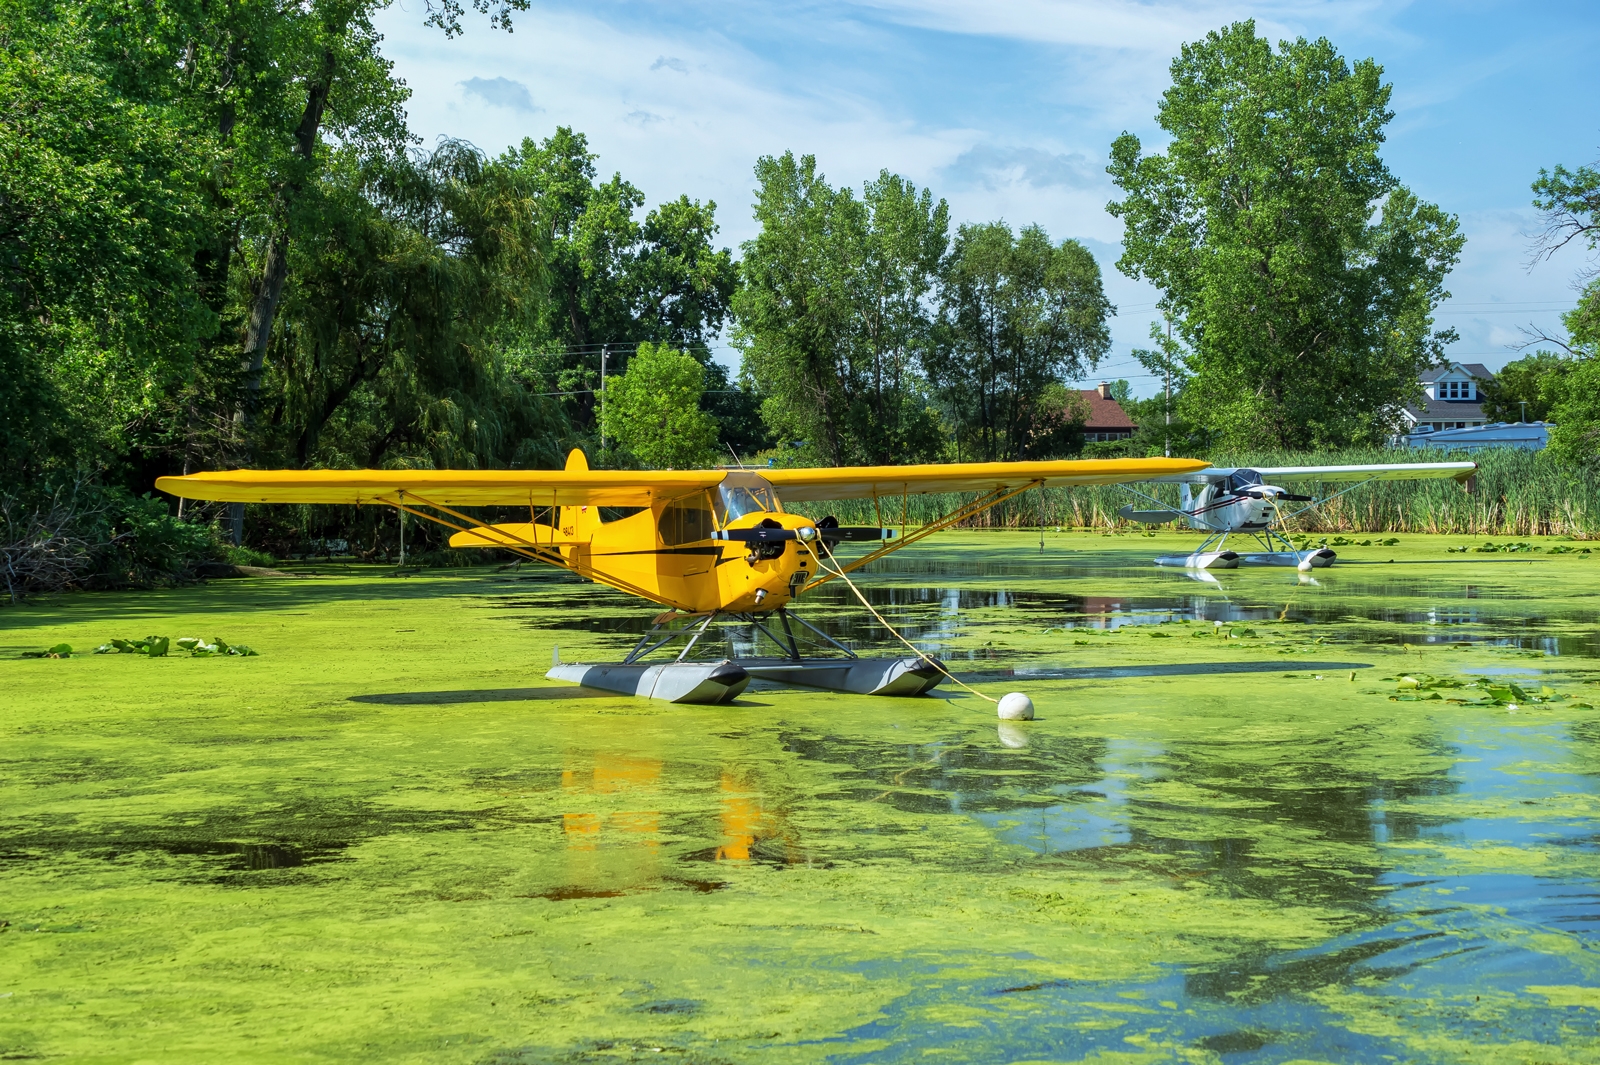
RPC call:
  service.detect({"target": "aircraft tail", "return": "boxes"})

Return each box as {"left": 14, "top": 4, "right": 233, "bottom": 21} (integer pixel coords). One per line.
{"left": 559, "top": 448, "right": 601, "bottom": 539}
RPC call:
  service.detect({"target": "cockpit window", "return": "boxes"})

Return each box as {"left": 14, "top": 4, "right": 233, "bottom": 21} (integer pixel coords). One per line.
{"left": 714, "top": 473, "right": 779, "bottom": 525}
{"left": 658, "top": 503, "right": 714, "bottom": 545}
{"left": 1225, "top": 469, "right": 1262, "bottom": 494}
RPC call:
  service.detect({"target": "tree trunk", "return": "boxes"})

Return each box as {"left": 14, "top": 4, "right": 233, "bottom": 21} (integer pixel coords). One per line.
{"left": 230, "top": 47, "right": 337, "bottom": 546}
{"left": 238, "top": 47, "right": 337, "bottom": 426}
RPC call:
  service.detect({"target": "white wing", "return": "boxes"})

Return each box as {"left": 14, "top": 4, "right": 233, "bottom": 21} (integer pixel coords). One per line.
{"left": 1146, "top": 461, "right": 1475, "bottom": 485}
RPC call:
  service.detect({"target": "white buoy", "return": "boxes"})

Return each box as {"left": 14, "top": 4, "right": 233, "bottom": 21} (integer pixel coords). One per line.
{"left": 997, "top": 692, "right": 1034, "bottom": 720}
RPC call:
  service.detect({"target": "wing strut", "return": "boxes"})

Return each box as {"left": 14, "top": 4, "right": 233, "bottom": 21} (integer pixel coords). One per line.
{"left": 799, "top": 480, "right": 1043, "bottom": 594}
{"left": 375, "top": 490, "right": 673, "bottom": 607}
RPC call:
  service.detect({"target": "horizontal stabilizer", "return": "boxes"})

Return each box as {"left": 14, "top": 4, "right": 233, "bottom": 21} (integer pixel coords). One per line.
{"left": 1118, "top": 504, "right": 1184, "bottom": 525}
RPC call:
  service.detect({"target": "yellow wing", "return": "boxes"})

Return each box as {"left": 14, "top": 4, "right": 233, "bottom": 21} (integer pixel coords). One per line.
{"left": 155, "top": 450, "right": 723, "bottom": 508}
{"left": 156, "top": 454, "right": 1214, "bottom": 508}
{"left": 764, "top": 457, "right": 1212, "bottom": 501}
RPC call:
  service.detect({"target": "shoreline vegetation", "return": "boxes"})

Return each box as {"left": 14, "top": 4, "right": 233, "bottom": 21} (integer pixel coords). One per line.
{"left": 4, "top": 446, "right": 1594, "bottom": 604}
{"left": 815, "top": 447, "right": 1599, "bottom": 538}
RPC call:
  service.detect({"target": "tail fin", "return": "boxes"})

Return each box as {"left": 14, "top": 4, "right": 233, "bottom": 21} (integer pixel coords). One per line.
{"left": 559, "top": 448, "right": 600, "bottom": 540}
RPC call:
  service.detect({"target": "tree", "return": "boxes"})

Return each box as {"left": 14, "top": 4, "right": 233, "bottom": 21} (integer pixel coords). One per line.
{"left": 260, "top": 139, "right": 565, "bottom": 473}
{"left": 1522, "top": 158, "right": 1600, "bottom": 465}
{"left": 599, "top": 343, "right": 718, "bottom": 469}
{"left": 509, "top": 128, "right": 747, "bottom": 451}
{"left": 1477, "top": 352, "right": 1570, "bottom": 425}
{"left": 0, "top": 0, "right": 214, "bottom": 482}
{"left": 929, "top": 222, "right": 1112, "bottom": 462}
{"left": 1530, "top": 162, "right": 1600, "bottom": 281}
{"left": 1108, "top": 21, "right": 1464, "bottom": 450}
{"left": 733, "top": 153, "right": 948, "bottom": 466}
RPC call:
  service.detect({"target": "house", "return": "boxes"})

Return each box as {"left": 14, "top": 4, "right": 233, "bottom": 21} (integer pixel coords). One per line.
{"left": 1402, "top": 362, "right": 1492, "bottom": 433}
{"left": 1080, "top": 383, "right": 1136, "bottom": 442}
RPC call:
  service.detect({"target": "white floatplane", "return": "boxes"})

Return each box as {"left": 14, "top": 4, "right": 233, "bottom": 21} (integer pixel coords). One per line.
{"left": 1118, "top": 462, "right": 1477, "bottom": 570}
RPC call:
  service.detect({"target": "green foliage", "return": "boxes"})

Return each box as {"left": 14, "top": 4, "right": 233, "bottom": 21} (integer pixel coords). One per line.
{"left": 225, "top": 546, "right": 277, "bottom": 568}
{"left": 930, "top": 222, "right": 1111, "bottom": 462}
{"left": 1478, "top": 352, "right": 1571, "bottom": 424}
{"left": 1, "top": 483, "right": 228, "bottom": 600}
{"left": 260, "top": 139, "right": 567, "bottom": 472}
{"left": 0, "top": 0, "right": 215, "bottom": 481}
{"left": 1108, "top": 21, "right": 1464, "bottom": 449}
{"left": 734, "top": 153, "right": 949, "bottom": 466}
{"left": 1527, "top": 163, "right": 1600, "bottom": 466}
{"left": 599, "top": 343, "right": 719, "bottom": 469}
{"left": 516, "top": 128, "right": 746, "bottom": 447}
{"left": 92, "top": 635, "right": 257, "bottom": 656}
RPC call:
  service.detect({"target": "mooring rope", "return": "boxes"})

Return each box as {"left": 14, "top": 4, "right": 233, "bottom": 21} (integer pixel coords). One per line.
{"left": 800, "top": 541, "right": 999, "bottom": 705}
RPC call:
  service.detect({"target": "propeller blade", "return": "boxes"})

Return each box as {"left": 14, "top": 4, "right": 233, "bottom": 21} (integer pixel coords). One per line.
{"left": 819, "top": 527, "right": 895, "bottom": 542}
{"left": 713, "top": 527, "right": 799, "bottom": 543}
{"left": 711, "top": 525, "right": 895, "bottom": 543}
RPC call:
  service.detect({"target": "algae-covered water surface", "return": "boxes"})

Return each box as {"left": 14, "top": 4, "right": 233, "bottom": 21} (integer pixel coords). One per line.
{"left": 5, "top": 530, "right": 1600, "bottom": 1063}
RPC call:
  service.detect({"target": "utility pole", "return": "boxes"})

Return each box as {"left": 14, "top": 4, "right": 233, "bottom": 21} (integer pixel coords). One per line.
{"left": 1164, "top": 318, "right": 1173, "bottom": 458}
{"left": 599, "top": 344, "right": 608, "bottom": 453}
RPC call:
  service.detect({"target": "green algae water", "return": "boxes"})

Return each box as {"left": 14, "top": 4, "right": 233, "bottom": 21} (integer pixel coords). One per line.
{"left": 4, "top": 530, "right": 1600, "bottom": 1063}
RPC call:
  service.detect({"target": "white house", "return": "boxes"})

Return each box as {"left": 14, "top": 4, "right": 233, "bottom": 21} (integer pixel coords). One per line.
{"left": 1401, "top": 362, "right": 1492, "bottom": 433}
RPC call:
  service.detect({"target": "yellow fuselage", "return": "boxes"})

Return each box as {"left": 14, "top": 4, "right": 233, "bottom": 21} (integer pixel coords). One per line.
{"left": 453, "top": 475, "right": 820, "bottom": 615}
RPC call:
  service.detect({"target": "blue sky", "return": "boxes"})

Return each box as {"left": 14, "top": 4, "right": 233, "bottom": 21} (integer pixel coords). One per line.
{"left": 376, "top": 0, "right": 1600, "bottom": 395}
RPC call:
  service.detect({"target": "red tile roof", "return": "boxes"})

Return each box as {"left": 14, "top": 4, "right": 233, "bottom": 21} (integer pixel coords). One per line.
{"left": 1077, "top": 390, "right": 1137, "bottom": 430}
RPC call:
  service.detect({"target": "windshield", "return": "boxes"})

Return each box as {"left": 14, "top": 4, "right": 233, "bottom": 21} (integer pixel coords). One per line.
{"left": 1225, "top": 469, "right": 1263, "bottom": 495}
{"left": 715, "top": 473, "right": 778, "bottom": 525}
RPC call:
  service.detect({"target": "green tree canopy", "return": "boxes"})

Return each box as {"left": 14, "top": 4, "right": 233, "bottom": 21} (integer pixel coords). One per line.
{"left": 1528, "top": 160, "right": 1600, "bottom": 465}
{"left": 1477, "top": 353, "right": 1571, "bottom": 425}
{"left": 929, "top": 222, "right": 1112, "bottom": 462}
{"left": 599, "top": 343, "right": 719, "bottom": 469}
{"left": 1108, "top": 20, "right": 1464, "bottom": 450}
{"left": 511, "top": 128, "right": 750, "bottom": 450}
{"left": 733, "top": 153, "right": 948, "bottom": 466}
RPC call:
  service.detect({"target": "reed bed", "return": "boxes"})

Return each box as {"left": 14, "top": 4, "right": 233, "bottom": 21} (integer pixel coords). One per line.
{"left": 797, "top": 448, "right": 1600, "bottom": 538}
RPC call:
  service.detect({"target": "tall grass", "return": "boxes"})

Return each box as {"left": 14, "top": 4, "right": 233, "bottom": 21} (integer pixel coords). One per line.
{"left": 791, "top": 448, "right": 1600, "bottom": 538}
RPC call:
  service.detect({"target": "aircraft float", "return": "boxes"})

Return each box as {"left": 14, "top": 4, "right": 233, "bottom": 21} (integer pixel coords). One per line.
{"left": 158, "top": 451, "right": 1207, "bottom": 705}
{"left": 1117, "top": 462, "right": 1476, "bottom": 570}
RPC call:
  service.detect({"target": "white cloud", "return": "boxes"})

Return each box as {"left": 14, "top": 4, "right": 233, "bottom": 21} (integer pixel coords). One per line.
{"left": 945, "top": 144, "right": 1100, "bottom": 190}
{"left": 458, "top": 75, "right": 539, "bottom": 113}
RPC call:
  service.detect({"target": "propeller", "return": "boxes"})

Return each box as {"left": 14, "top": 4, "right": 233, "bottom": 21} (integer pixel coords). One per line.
{"left": 712, "top": 516, "right": 895, "bottom": 561}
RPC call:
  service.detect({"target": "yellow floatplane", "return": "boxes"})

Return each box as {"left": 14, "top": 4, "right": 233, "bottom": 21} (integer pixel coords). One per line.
{"left": 158, "top": 451, "right": 1208, "bottom": 703}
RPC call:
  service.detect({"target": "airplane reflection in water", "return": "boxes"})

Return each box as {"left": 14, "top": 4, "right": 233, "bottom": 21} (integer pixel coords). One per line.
{"left": 551, "top": 754, "right": 800, "bottom": 897}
